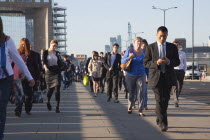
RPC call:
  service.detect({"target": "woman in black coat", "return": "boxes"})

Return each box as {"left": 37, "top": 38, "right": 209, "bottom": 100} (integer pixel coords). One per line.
{"left": 43, "top": 40, "right": 63, "bottom": 113}
{"left": 16, "top": 38, "right": 40, "bottom": 116}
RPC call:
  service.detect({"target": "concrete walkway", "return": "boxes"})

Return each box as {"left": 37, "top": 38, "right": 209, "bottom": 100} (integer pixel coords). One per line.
{"left": 4, "top": 82, "right": 210, "bottom": 140}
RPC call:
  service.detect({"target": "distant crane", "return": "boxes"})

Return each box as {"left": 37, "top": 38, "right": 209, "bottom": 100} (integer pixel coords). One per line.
{"left": 128, "top": 22, "right": 132, "bottom": 46}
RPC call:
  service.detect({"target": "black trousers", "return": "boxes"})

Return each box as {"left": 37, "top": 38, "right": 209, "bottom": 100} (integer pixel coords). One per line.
{"left": 22, "top": 79, "right": 34, "bottom": 113}
{"left": 118, "top": 71, "right": 123, "bottom": 90}
{"left": 47, "top": 86, "right": 60, "bottom": 107}
{"left": 100, "top": 77, "right": 105, "bottom": 91}
{"left": 89, "top": 76, "right": 93, "bottom": 91}
{"left": 106, "top": 74, "right": 118, "bottom": 100}
{"left": 152, "top": 73, "right": 171, "bottom": 126}
{"left": 175, "top": 70, "right": 185, "bottom": 94}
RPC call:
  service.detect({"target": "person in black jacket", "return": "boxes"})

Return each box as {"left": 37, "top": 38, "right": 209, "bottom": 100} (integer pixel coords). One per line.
{"left": 43, "top": 40, "right": 63, "bottom": 113}
{"left": 104, "top": 43, "right": 121, "bottom": 103}
{"left": 15, "top": 38, "right": 40, "bottom": 116}
{"left": 144, "top": 26, "right": 180, "bottom": 132}
{"left": 99, "top": 52, "right": 106, "bottom": 93}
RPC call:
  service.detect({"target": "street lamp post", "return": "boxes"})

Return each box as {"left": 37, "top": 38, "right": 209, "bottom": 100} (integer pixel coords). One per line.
{"left": 152, "top": 6, "right": 178, "bottom": 26}
{"left": 132, "top": 32, "right": 144, "bottom": 38}
{"left": 192, "top": 0, "right": 195, "bottom": 80}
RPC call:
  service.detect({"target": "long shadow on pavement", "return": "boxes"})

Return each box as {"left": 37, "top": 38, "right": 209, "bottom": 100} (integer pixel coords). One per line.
{"left": 4, "top": 83, "right": 82, "bottom": 140}
{"left": 83, "top": 84, "right": 169, "bottom": 140}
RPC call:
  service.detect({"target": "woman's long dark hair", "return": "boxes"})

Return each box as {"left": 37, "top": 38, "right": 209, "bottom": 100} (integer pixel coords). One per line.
{"left": 0, "top": 17, "right": 6, "bottom": 45}
{"left": 18, "top": 38, "right": 31, "bottom": 56}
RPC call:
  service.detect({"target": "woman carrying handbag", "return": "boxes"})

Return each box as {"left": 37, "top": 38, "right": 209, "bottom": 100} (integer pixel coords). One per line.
{"left": 121, "top": 37, "right": 146, "bottom": 116}
{"left": 43, "top": 40, "right": 63, "bottom": 113}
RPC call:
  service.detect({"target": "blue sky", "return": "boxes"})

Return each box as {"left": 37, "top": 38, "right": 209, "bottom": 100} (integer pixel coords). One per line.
{"left": 56, "top": 0, "right": 210, "bottom": 56}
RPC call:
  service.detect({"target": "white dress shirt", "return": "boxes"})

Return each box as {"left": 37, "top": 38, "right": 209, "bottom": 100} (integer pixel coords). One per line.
{"left": 174, "top": 50, "right": 187, "bottom": 72}
{"left": 157, "top": 41, "right": 166, "bottom": 58}
{"left": 0, "top": 38, "right": 33, "bottom": 80}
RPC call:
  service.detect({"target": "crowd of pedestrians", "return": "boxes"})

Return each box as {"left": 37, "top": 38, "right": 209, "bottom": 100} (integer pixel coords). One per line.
{"left": 0, "top": 17, "right": 80, "bottom": 140}
{"left": 0, "top": 15, "right": 188, "bottom": 140}
{"left": 84, "top": 26, "right": 185, "bottom": 132}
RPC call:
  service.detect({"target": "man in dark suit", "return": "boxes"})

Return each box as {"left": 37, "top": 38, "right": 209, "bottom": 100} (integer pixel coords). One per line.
{"left": 104, "top": 43, "right": 121, "bottom": 103}
{"left": 144, "top": 26, "right": 180, "bottom": 132}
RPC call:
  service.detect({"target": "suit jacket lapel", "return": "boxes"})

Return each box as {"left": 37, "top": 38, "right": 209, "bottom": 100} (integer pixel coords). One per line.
{"left": 166, "top": 42, "right": 169, "bottom": 58}
{"left": 109, "top": 53, "right": 111, "bottom": 67}
{"left": 154, "top": 42, "right": 159, "bottom": 60}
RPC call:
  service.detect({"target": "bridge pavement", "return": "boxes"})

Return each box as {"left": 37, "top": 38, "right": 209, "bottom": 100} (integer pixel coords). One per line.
{"left": 3, "top": 82, "right": 210, "bottom": 140}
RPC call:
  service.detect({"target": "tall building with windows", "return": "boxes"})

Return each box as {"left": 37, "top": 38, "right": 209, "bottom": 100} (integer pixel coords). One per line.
{"left": 53, "top": 2, "right": 67, "bottom": 54}
{"left": 0, "top": 0, "right": 68, "bottom": 54}
{"left": 105, "top": 45, "right": 110, "bottom": 53}
{"left": 110, "top": 35, "right": 122, "bottom": 53}
{"left": 117, "top": 35, "right": 122, "bottom": 53}
{"left": 110, "top": 37, "right": 117, "bottom": 48}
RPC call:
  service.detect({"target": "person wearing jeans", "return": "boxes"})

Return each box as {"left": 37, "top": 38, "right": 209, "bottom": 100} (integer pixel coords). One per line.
{"left": 141, "top": 39, "right": 149, "bottom": 110}
{"left": 121, "top": 37, "right": 146, "bottom": 116}
{"left": 0, "top": 17, "right": 35, "bottom": 140}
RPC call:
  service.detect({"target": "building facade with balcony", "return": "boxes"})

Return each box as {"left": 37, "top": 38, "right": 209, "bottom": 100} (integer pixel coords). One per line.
{"left": 0, "top": 0, "right": 53, "bottom": 53}
{"left": 53, "top": 2, "right": 67, "bottom": 54}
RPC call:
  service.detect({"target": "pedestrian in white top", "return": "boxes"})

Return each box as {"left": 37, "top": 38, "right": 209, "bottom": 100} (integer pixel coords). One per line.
{"left": 0, "top": 16, "right": 35, "bottom": 140}
{"left": 172, "top": 41, "right": 187, "bottom": 107}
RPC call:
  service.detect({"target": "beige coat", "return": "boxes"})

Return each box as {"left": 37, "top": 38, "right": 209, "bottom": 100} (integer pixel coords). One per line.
{"left": 88, "top": 59, "right": 102, "bottom": 78}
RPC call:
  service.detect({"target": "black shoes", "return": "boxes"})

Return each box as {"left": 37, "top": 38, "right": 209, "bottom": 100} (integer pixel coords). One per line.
{"left": 175, "top": 103, "right": 179, "bottom": 107}
{"left": 26, "top": 112, "right": 31, "bottom": 115}
{"left": 128, "top": 110, "right": 132, "bottom": 114}
{"left": 15, "top": 111, "right": 21, "bottom": 117}
{"left": 56, "top": 107, "right": 60, "bottom": 113}
{"left": 156, "top": 119, "right": 160, "bottom": 126}
{"left": 160, "top": 124, "right": 168, "bottom": 132}
{"left": 47, "top": 103, "right": 52, "bottom": 111}
{"left": 107, "top": 97, "right": 111, "bottom": 102}
{"left": 156, "top": 119, "right": 168, "bottom": 132}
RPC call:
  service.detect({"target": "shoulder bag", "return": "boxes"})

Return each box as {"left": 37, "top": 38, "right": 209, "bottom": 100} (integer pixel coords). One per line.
{"left": 120, "top": 46, "right": 133, "bottom": 72}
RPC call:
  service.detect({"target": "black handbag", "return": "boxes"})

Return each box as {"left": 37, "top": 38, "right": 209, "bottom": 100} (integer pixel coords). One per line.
{"left": 57, "top": 52, "right": 68, "bottom": 71}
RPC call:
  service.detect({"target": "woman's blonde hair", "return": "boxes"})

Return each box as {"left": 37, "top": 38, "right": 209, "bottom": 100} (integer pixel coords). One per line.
{"left": 133, "top": 37, "right": 143, "bottom": 42}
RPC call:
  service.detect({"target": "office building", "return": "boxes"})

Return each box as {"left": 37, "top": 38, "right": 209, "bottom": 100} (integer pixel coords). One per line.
{"left": 0, "top": 0, "right": 53, "bottom": 52}
{"left": 110, "top": 35, "right": 122, "bottom": 53}
{"left": 0, "top": 0, "right": 68, "bottom": 54}
{"left": 105, "top": 45, "right": 110, "bottom": 53}
{"left": 53, "top": 2, "right": 67, "bottom": 54}
{"left": 117, "top": 35, "right": 122, "bottom": 53}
